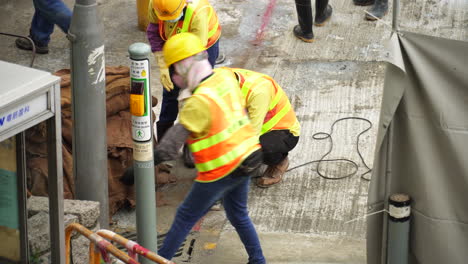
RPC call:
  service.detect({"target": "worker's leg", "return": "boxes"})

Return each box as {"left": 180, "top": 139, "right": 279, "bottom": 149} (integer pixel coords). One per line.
{"left": 157, "top": 66, "right": 181, "bottom": 140}
{"left": 314, "top": 0, "right": 333, "bottom": 26}
{"left": 293, "top": 0, "right": 314, "bottom": 42}
{"left": 33, "top": 0, "right": 72, "bottom": 37}
{"left": 223, "top": 176, "right": 266, "bottom": 264}
{"left": 256, "top": 130, "right": 299, "bottom": 187}
{"left": 206, "top": 40, "right": 219, "bottom": 67}
{"left": 159, "top": 175, "right": 240, "bottom": 259}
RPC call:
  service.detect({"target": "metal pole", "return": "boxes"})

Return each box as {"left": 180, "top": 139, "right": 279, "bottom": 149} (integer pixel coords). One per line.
{"left": 129, "top": 42, "right": 158, "bottom": 263}
{"left": 69, "top": 0, "right": 109, "bottom": 228}
{"left": 387, "top": 193, "right": 411, "bottom": 264}
{"left": 392, "top": 0, "right": 400, "bottom": 32}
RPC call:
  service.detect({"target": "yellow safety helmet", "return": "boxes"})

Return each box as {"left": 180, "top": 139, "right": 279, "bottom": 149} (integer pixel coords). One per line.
{"left": 153, "top": 0, "right": 186, "bottom": 21}
{"left": 163, "top": 33, "right": 207, "bottom": 67}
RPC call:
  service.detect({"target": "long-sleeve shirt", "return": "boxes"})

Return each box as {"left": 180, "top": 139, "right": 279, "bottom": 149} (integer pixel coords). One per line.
{"left": 147, "top": 0, "right": 210, "bottom": 52}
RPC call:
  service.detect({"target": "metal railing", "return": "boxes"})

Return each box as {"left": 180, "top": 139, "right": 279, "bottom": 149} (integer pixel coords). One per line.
{"left": 65, "top": 223, "right": 174, "bottom": 264}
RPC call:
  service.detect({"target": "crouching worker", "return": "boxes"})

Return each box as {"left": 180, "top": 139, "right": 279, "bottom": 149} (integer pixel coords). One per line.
{"left": 230, "top": 68, "right": 300, "bottom": 188}
{"left": 150, "top": 33, "right": 266, "bottom": 263}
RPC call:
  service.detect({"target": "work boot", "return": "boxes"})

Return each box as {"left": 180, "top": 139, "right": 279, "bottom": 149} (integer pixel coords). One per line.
{"left": 365, "top": 0, "right": 388, "bottom": 21}
{"left": 256, "top": 157, "right": 289, "bottom": 188}
{"left": 294, "top": 0, "right": 314, "bottom": 42}
{"left": 353, "top": 0, "right": 375, "bottom": 6}
{"left": 15, "top": 37, "right": 49, "bottom": 54}
{"left": 315, "top": 5, "right": 333, "bottom": 27}
{"left": 293, "top": 25, "right": 314, "bottom": 42}
{"left": 156, "top": 121, "right": 174, "bottom": 142}
{"left": 182, "top": 144, "right": 195, "bottom": 168}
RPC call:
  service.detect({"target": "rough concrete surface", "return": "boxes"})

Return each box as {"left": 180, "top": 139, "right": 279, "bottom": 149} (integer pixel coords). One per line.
{"left": 1, "top": 0, "right": 467, "bottom": 263}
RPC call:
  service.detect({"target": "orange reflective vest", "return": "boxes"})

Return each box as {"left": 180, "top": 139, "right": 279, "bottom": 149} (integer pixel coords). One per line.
{"left": 187, "top": 68, "right": 260, "bottom": 182}
{"left": 232, "top": 68, "right": 298, "bottom": 135}
{"left": 159, "top": 0, "right": 221, "bottom": 48}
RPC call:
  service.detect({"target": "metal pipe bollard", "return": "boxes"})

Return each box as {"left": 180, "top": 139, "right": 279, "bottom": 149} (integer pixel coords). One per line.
{"left": 129, "top": 43, "right": 158, "bottom": 264}
{"left": 387, "top": 193, "right": 411, "bottom": 264}
{"left": 69, "top": 0, "right": 109, "bottom": 229}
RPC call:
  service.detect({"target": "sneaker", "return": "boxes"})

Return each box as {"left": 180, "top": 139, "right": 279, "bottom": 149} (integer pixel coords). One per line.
{"left": 315, "top": 5, "right": 333, "bottom": 27}
{"left": 15, "top": 37, "right": 49, "bottom": 54}
{"left": 293, "top": 25, "right": 314, "bottom": 43}
{"left": 353, "top": 0, "right": 375, "bottom": 6}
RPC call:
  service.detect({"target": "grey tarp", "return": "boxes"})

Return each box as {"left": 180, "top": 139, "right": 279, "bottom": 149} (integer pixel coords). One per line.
{"left": 367, "top": 31, "right": 468, "bottom": 264}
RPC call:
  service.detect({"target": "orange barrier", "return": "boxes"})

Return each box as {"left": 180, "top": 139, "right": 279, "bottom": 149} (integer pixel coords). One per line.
{"left": 65, "top": 223, "right": 139, "bottom": 264}
{"left": 96, "top": 230, "right": 175, "bottom": 264}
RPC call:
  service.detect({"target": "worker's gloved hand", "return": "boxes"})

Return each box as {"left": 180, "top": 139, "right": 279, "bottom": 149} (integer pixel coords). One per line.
{"left": 154, "top": 51, "right": 174, "bottom": 92}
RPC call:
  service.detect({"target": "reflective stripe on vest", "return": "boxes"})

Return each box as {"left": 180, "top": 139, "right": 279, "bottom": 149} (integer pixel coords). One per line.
{"left": 159, "top": 0, "right": 221, "bottom": 48}
{"left": 234, "top": 68, "right": 297, "bottom": 135}
{"left": 187, "top": 69, "right": 260, "bottom": 182}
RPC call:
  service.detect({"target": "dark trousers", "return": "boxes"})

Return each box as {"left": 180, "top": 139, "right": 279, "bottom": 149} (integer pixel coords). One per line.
{"left": 259, "top": 129, "right": 299, "bottom": 166}
{"left": 31, "top": 0, "right": 72, "bottom": 46}
{"left": 294, "top": 0, "right": 329, "bottom": 33}
{"left": 159, "top": 174, "right": 266, "bottom": 263}
{"left": 158, "top": 40, "right": 220, "bottom": 123}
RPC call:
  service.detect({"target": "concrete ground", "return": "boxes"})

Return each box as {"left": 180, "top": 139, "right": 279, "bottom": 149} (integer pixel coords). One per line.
{"left": 1, "top": 0, "right": 467, "bottom": 263}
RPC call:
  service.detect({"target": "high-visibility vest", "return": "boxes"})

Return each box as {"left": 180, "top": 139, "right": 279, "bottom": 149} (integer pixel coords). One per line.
{"left": 186, "top": 68, "right": 260, "bottom": 182}
{"left": 159, "top": 0, "right": 221, "bottom": 48}
{"left": 232, "top": 68, "right": 298, "bottom": 135}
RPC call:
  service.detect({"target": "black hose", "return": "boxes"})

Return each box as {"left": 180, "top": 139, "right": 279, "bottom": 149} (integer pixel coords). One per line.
{"left": 286, "top": 117, "right": 372, "bottom": 181}
{"left": 0, "top": 32, "right": 36, "bottom": 67}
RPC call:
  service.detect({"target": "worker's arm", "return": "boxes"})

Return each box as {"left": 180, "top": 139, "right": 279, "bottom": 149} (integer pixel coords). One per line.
{"left": 154, "top": 96, "right": 211, "bottom": 163}
{"left": 154, "top": 124, "right": 190, "bottom": 164}
{"left": 246, "top": 78, "right": 274, "bottom": 135}
{"left": 189, "top": 7, "right": 210, "bottom": 47}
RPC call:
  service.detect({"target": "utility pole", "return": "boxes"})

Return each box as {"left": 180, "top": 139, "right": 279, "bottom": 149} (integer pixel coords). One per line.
{"left": 129, "top": 43, "right": 158, "bottom": 263}
{"left": 69, "top": 0, "right": 109, "bottom": 228}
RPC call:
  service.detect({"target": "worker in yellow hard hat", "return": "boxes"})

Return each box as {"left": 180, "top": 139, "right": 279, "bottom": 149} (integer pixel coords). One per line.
{"left": 146, "top": 0, "right": 223, "bottom": 143}
{"left": 228, "top": 68, "right": 301, "bottom": 188}
{"left": 150, "top": 32, "right": 266, "bottom": 263}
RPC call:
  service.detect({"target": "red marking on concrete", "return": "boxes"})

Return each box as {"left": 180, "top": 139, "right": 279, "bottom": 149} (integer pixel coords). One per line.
{"left": 253, "top": 0, "right": 277, "bottom": 46}
{"left": 192, "top": 216, "right": 205, "bottom": 231}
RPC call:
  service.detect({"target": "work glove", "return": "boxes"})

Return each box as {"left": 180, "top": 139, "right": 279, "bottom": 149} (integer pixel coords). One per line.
{"left": 154, "top": 51, "right": 174, "bottom": 92}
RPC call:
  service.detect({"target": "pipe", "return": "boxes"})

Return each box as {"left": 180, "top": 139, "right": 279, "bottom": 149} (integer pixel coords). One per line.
{"left": 69, "top": 0, "right": 109, "bottom": 228}
{"left": 392, "top": 0, "right": 400, "bottom": 32}
{"left": 97, "top": 230, "right": 175, "bottom": 264}
{"left": 65, "top": 223, "right": 139, "bottom": 264}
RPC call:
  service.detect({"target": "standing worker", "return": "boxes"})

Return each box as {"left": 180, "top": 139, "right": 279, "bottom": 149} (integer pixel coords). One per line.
{"left": 230, "top": 68, "right": 300, "bottom": 188}
{"left": 146, "top": 0, "right": 222, "bottom": 141}
{"left": 293, "top": 0, "right": 333, "bottom": 42}
{"left": 152, "top": 32, "right": 266, "bottom": 264}
{"left": 15, "top": 0, "right": 72, "bottom": 54}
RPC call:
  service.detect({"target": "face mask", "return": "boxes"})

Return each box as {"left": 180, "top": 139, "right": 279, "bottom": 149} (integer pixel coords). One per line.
{"left": 166, "top": 12, "right": 183, "bottom": 23}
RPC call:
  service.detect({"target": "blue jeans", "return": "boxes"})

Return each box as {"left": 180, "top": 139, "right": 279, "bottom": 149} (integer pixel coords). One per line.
{"left": 30, "top": 0, "right": 72, "bottom": 46}
{"left": 159, "top": 174, "right": 266, "bottom": 264}
{"left": 159, "top": 40, "right": 220, "bottom": 123}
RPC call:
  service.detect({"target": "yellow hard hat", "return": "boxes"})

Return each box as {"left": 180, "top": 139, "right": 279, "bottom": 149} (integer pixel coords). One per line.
{"left": 153, "top": 0, "right": 186, "bottom": 21}
{"left": 163, "top": 33, "right": 207, "bottom": 67}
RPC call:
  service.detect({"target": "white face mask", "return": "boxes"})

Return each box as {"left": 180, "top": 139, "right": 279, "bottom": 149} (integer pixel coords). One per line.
{"left": 166, "top": 12, "right": 183, "bottom": 23}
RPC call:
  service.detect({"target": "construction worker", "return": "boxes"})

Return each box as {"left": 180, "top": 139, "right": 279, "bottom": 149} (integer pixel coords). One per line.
{"left": 152, "top": 32, "right": 266, "bottom": 263}
{"left": 229, "top": 68, "right": 300, "bottom": 188}
{"left": 146, "top": 0, "right": 223, "bottom": 141}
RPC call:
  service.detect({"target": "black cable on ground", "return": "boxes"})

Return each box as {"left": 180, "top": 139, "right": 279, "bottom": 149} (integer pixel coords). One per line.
{"left": 286, "top": 117, "right": 372, "bottom": 181}
{"left": 0, "top": 32, "right": 36, "bottom": 67}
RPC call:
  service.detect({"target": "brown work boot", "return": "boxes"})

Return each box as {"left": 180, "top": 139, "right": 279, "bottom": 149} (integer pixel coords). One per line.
{"left": 256, "top": 157, "right": 289, "bottom": 188}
